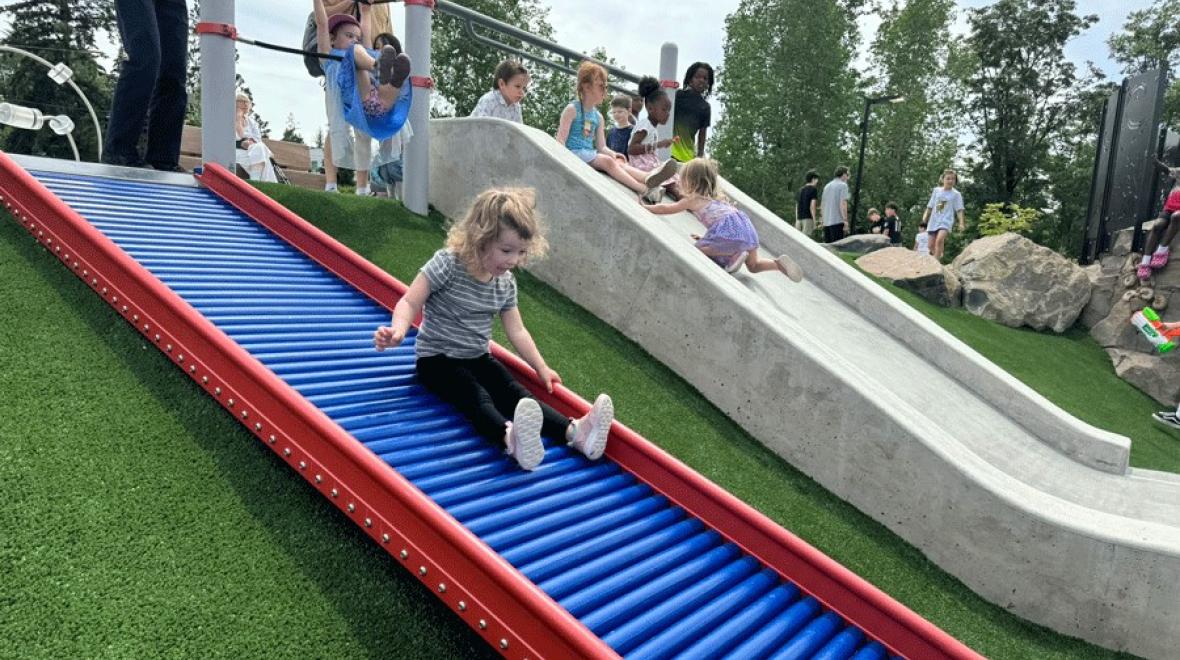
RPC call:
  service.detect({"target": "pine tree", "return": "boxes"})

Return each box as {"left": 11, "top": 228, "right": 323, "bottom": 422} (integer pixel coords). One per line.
{"left": 281, "top": 113, "right": 304, "bottom": 144}
{"left": 0, "top": 1, "right": 115, "bottom": 160}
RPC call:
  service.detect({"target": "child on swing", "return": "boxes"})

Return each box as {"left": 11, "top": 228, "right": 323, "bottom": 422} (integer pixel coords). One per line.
{"left": 313, "top": 0, "right": 412, "bottom": 141}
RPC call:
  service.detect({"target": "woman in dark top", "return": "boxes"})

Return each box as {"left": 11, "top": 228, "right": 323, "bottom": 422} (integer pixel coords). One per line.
{"left": 671, "top": 62, "right": 714, "bottom": 162}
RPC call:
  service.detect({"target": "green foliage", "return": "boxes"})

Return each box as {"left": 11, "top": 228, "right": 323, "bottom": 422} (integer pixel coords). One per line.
{"left": 281, "top": 113, "right": 304, "bottom": 144}
{"left": 976, "top": 202, "right": 1039, "bottom": 237}
{"left": 963, "top": 0, "right": 1098, "bottom": 207}
{"left": 710, "top": 0, "right": 860, "bottom": 219}
{"left": 0, "top": 2, "right": 115, "bottom": 161}
{"left": 857, "top": 0, "right": 962, "bottom": 232}
{"left": 1107, "top": 0, "right": 1180, "bottom": 127}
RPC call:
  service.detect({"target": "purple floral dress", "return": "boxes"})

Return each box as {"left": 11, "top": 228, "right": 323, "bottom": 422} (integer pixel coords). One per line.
{"left": 692, "top": 199, "right": 760, "bottom": 268}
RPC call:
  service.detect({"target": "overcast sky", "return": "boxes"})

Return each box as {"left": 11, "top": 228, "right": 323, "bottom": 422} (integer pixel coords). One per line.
{"left": 0, "top": 1, "right": 1158, "bottom": 146}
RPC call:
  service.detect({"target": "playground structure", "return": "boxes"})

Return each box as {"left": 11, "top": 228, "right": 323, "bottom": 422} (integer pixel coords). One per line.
{"left": 429, "top": 118, "right": 1180, "bottom": 660}
{"left": 2, "top": 0, "right": 1177, "bottom": 657}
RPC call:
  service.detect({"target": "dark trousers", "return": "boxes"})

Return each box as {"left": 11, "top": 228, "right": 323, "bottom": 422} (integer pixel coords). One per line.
{"left": 823, "top": 223, "right": 846, "bottom": 243}
{"left": 104, "top": 0, "right": 189, "bottom": 168}
{"left": 416, "top": 354, "right": 570, "bottom": 446}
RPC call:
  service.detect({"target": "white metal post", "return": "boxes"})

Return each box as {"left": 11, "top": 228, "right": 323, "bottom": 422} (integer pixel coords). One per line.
{"left": 199, "top": 0, "right": 235, "bottom": 170}
{"left": 658, "top": 43, "right": 678, "bottom": 161}
{"left": 404, "top": 1, "right": 433, "bottom": 216}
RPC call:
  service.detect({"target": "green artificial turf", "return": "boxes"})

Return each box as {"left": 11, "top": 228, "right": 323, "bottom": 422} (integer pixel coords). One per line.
{"left": 0, "top": 183, "right": 1141, "bottom": 659}
{"left": 837, "top": 253, "right": 1180, "bottom": 474}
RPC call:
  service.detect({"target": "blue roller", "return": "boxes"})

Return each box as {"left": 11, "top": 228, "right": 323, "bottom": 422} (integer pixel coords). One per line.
{"left": 24, "top": 168, "right": 902, "bottom": 658}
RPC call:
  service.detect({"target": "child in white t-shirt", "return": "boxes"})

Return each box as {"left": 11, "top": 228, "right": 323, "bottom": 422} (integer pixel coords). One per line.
{"left": 920, "top": 169, "right": 965, "bottom": 261}
{"left": 914, "top": 220, "right": 931, "bottom": 256}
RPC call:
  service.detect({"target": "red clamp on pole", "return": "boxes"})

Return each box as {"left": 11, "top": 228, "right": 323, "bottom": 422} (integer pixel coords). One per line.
{"left": 404, "top": 0, "right": 436, "bottom": 7}
{"left": 660, "top": 80, "right": 679, "bottom": 89}
{"left": 195, "top": 22, "right": 238, "bottom": 40}
{"left": 410, "top": 76, "right": 434, "bottom": 89}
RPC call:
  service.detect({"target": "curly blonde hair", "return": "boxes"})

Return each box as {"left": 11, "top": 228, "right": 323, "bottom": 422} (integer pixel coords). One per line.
{"left": 576, "top": 60, "right": 606, "bottom": 102}
{"left": 678, "top": 158, "right": 727, "bottom": 202}
{"left": 446, "top": 188, "right": 548, "bottom": 271}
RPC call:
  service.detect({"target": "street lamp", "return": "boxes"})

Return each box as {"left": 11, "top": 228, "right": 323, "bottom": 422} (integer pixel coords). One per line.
{"left": 850, "top": 94, "right": 905, "bottom": 233}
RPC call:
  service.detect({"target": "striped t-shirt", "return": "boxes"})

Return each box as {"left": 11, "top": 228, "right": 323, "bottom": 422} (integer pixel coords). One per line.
{"left": 415, "top": 249, "right": 517, "bottom": 358}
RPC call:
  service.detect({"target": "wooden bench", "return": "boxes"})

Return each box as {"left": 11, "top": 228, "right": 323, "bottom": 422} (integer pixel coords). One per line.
{"left": 180, "top": 125, "right": 326, "bottom": 191}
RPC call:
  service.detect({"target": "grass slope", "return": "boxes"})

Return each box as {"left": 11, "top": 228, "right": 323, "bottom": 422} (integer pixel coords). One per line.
{"left": 0, "top": 181, "right": 1135, "bottom": 659}
{"left": 838, "top": 253, "right": 1180, "bottom": 474}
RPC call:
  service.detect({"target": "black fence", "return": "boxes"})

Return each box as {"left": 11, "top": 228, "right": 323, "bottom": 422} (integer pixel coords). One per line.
{"left": 1081, "top": 68, "right": 1172, "bottom": 264}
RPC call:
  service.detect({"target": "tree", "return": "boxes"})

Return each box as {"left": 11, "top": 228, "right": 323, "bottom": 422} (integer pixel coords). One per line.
{"left": 709, "top": 0, "right": 861, "bottom": 220}
{"left": 281, "top": 113, "right": 304, "bottom": 144}
{"left": 857, "top": 0, "right": 962, "bottom": 242}
{"left": 963, "top": 0, "right": 1097, "bottom": 207}
{"left": 1107, "top": 0, "right": 1180, "bottom": 127}
{"left": 0, "top": 1, "right": 115, "bottom": 161}
{"left": 184, "top": 0, "right": 264, "bottom": 134}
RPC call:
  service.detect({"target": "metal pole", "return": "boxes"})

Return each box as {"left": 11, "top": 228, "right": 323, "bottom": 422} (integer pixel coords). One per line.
{"left": 199, "top": 0, "right": 235, "bottom": 170}
{"left": 404, "top": 0, "right": 432, "bottom": 216}
{"left": 658, "top": 43, "right": 677, "bottom": 161}
{"left": 850, "top": 98, "right": 871, "bottom": 235}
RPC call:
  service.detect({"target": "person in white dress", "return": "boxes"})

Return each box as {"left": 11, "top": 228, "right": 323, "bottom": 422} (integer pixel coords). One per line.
{"left": 234, "top": 94, "right": 279, "bottom": 183}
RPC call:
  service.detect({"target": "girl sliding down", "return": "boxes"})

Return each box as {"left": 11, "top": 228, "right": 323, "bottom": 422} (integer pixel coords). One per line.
{"left": 556, "top": 61, "right": 677, "bottom": 204}
{"left": 313, "top": 0, "right": 412, "bottom": 142}
{"left": 373, "top": 188, "right": 615, "bottom": 471}
{"left": 646, "top": 158, "right": 804, "bottom": 281}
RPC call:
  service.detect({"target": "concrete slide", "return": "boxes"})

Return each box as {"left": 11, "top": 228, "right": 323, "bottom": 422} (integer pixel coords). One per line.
{"left": 429, "top": 118, "right": 1180, "bottom": 659}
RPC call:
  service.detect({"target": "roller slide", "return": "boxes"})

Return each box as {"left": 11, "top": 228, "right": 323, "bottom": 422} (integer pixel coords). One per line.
{"left": 0, "top": 152, "right": 978, "bottom": 659}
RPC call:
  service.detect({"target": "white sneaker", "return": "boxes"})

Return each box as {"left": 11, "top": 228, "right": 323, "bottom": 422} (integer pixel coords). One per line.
{"left": 776, "top": 254, "right": 804, "bottom": 282}
{"left": 644, "top": 159, "right": 679, "bottom": 189}
{"left": 725, "top": 251, "right": 748, "bottom": 274}
{"left": 642, "top": 187, "right": 663, "bottom": 205}
{"left": 570, "top": 394, "right": 614, "bottom": 460}
{"left": 506, "top": 398, "right": 545, "bottom": 470}
{"left": 1153, "top": 411, "right": 1180, "bottom": 434}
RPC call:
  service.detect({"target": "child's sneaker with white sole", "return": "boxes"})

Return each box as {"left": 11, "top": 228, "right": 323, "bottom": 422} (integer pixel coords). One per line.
{"left": 506, "top": 398, "right": 545, "bottom": 470}
{"left": 568, "top": 393, "right": 614, "bottom": 460}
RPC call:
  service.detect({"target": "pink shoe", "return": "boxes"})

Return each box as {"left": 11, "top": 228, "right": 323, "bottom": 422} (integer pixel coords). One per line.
{"left": 1138, "top": 263, "right": 1153, "bottom": 281}
{"left": 569, "top": 394, "right": 613, "bottom": 460}
{"left": 1150, "top": 248, "right": 1170, "bottom": 269}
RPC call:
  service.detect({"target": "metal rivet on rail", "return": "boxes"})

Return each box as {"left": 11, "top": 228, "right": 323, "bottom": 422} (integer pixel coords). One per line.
{"left": 121, "top": 306, "right": 128, "bottom": 313}
{"left": 418, "top": 566, "right": 427, "bottom": 576}
{"left": 54, "top": 246, "right": 60, "bottom": 253}
{"left": 143, "top": 324, "right": 149, "bottom": 331}
{"left": 478, "top": 619, "right": 487, "bottom": 630}
{"left": 283, "top": 448, "right": 291, "bottom": 457}
{"left": 177, "top": 354, "right": 183, "bottom": 362}
{"left": 347, "top": 503, "right": 355, "bottom": 513}
{"left": 437, "top": 583, "right": 446, "bottom": 593}
{"left": 314, "top": 474, "right": 323, "bottom": 483}
{"left": 381, "top": 533, "right": 389, "bottom": 543}
{"left": 213, "top": 386, "right": 221, "bottom": 395}
{"left": 458, "top": 601, "right": 466, "bottom": 612}
{"left": 240, "top": 410, "right": 248, "bottom": 419}
{"left": 132, "top": 314, "right": 139, "bottom": 322}
{"left": 153, "top": 334, "right": 159, "bottom": 342}
{"left": 91, "top": 278, "right": 98, "bottom": 286}
{"left": 298, "top": 461, "right": 307, "bottom": 470}
{"left": 72, "top": 261, "right": 78, "bottom": 269}
{"left": 100, "top": 287, "right": 107, "bottom": 294}
{"left": 399, "top": 549, "right": 407, "bottom": 560}
{"left": 37, "top": 230, "right": 42, "bottom": 237}
{"left": 499, "top": 639, "right": 508, "bottom": 650}
{"left": 227, "top": 398, "right": 234, "bottom": 406}
{"left": 364, "top": 517, "right": 372, "bottom": 527}
{"left": 189, "top": 365, "right": 196, "bottom": 374}
{"left": 165, "top": 344, "right": 172, "bottom": 352}
{"left": 330, "top": 488, "right": 338, "bottom": 498}
{"left": 268, "top": 435, "right": 276, "bottom": 445}
{"left": 81, "top": 269, "right": 87, "bottom": 276}
{"left": 201, "top": 375, "right": 208, "bottom": 383}
{"left": 111, "top": 295, "right": 117, "bottom": 303}
{"left": 254, "top": 422, "right": 261, "bottom": 431}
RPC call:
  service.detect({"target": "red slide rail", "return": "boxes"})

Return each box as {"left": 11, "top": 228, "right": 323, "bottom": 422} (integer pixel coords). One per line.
{"left": 1, "top": 151, "right": 980, "bottom": 659}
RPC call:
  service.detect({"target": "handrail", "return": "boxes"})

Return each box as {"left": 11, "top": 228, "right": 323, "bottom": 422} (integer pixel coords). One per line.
{"left": 435, "top": 0, "right": 642, "bottom": 94}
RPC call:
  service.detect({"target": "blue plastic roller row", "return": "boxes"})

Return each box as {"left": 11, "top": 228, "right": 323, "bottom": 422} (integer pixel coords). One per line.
{"left": 32, "top": 169, "right": 898, "bottom": 660}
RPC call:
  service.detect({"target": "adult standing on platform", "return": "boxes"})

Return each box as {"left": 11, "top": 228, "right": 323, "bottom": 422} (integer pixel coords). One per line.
{"left": 670, "top": 62, "right": 713, "bottom": 163}
{"left": 820, "top": 166, "right": 851, "bottom": 243}
{"left": 103, "top": 0, "right": 189, "bottom": 171}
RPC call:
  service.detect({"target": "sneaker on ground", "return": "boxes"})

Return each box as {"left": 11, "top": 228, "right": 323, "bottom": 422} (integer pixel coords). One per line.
{"left": 725, "top": 251, "right": 748, "bottom": 273}
{"left": 644, "top": 159, "right": 678, "bottom": 189}
{"left": 1152, "top": 411, "right": 1180, "bottom": 434}
{"left": 776, "top": 254, "right": 804, "bottom": 282}
{"left": 507, "top": 398, "right": 545, "bottom": 470}
{"left": 570, "top": 393, "right": 614, "bottom": 460}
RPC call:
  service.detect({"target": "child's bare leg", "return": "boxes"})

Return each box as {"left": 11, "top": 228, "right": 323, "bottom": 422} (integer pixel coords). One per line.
{"left": 932, "top": 230, "right": 948, "bottom": 260}
{"left": 1161, "top": 213, "right": 1180, "bottom": 248}
{"left": 1144, "top": 222, "right": 1164, "bottom": 254}
{"left": 744, "top": 248, "right": 779, "bottom": 273}
{"left": 592, "top": 155, "right": 647, "bottom": 193}
{"left": 352, "top": 44, "right": 377, "bottom": 98}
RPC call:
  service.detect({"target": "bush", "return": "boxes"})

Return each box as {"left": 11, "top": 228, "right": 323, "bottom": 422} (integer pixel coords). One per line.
{"left": 976, "top": 202, "right": 1039, "bottom": 237}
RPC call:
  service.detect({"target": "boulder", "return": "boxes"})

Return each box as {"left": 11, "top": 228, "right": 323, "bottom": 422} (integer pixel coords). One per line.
{"left": 856, "top": 247, "right": 962, "bottom": 307}
{"left": 951, "top": 233, "right": 1091, "bottom": 333}
{"left": 825, "top": 233, "right": 892, "bottom": 256}
{"left": 1106, "top": 348, "right": 1180, "bottom": 406}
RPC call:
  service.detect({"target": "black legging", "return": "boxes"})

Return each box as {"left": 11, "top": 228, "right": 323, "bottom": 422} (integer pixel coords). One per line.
{"left": 416, "top": 353, "right": 570, "bottom": 446}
